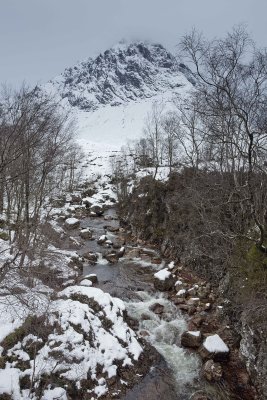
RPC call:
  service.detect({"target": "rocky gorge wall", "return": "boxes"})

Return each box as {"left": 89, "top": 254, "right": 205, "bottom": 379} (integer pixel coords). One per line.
{"left": 118, "top": 172, "right": 267, "bottom": 399}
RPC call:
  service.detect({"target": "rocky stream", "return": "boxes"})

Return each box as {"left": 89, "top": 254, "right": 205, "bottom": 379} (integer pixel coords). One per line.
{"left": 55, "top": 193, "right": 257, "bottom": 400}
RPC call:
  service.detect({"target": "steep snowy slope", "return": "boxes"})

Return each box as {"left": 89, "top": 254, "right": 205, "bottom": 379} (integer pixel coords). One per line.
{"left": 46, "top": 41, "right": 194, "bottom": 177}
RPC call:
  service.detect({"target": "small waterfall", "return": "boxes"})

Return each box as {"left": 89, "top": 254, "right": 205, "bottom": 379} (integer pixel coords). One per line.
{"left": 126, "top": 291, "right": 200, "bottom": 391}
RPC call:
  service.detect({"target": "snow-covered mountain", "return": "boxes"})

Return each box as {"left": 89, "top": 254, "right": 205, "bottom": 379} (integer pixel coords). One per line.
{"left": 45, "top": 41, "right": 194, "bottom": 177}
{"left": 48, "top": 41, "right": 194, "bottom": 112}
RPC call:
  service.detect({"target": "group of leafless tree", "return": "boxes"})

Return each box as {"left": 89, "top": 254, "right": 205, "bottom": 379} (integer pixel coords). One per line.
{"left": 0, "top": 85, "right": 82, "bottom": 269}
{"left": 117, "top": 26, "right": 267, "bottom": 254}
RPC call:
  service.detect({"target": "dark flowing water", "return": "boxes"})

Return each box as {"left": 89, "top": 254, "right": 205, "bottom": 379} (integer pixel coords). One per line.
{"left": 75, "top": 209, "right": 202, "bottom": 399}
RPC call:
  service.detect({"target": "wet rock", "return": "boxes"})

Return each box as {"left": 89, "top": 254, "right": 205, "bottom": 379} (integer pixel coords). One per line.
{"left": 125, "top": 248, "right": 140, "bottom": 259}
{"left": 79, "top": 228, "right": 93, "bottom": 240}
{"left": 112, "top": 236, "right": 126, "bottom": 249}
{"left": 190, "top": 391, "right": 210, "bottom": 400}
{"left": 151, "top": 257, "right": 162, "bottom": 264}
{"left": 178, "top": 304, "right": 190, "bottom": 312}
{"left": 56, "top": 215, "right": 67, "bottom": 223}
{"left": 203, "top": 359, "right": 223, "bottom": 382}
{"left": 90, "top": 205, "right": 104, "bottom": 216}
{"left": 174, "top": 280, "right": 183, "bottom": 290}
{"left": 51, "top": 196, "right": 66, "bottom": 207}
{"left": 83, "top": 199, "right": 92, "bottom": 209}
{"left": 105, "top": 225, "right": 119, "bottom": 232}
{"left": 149, "top": 303, "right": 164, "bottom": 315}
{"left": 176, "top": 288, "right": 187, "bottom": 298}
{"left": 188, "top": 305, "right": 197, "bottom": 315}
{"left": 97, "top": 235, "right": 107, "bottom": 244}
{"left": 187, "top": 297, "right": 200, "bottom": 306}
{"left": 173, "top": 297, "right": 185, "bottom": 306}
{"left": 140, "top": 254, "right": 151, "bottom": 262}
{"left": 181, "top": 331, "right": 202, "bottom": 348}
{"left": 68, "top": 255, "right": 83, "bottom": 269}
{"left": 139, "top": 330, "right": 150, "bottom": 337}
{"left": 104, "top": 215, "right": 113, "bottom": 221}
{"left": 65, "top": 217, "right": 80, "bottom": 229}
{"left": 82, "top": 187, "right": 96, "bottom": 198}
{"left": 82, "top": 252, "right": 98, "bottom": 264}
{"left": 188, "top": 286, "right": 198, "bottom": 296}
{"left": 105, "top": 253, "right": 119, "bottom": 263}
{"left": 69, "top": 236, "right": 82, "bottom": 249}
{"left": 198, "top": 284, "right": 211, "bottom": 299}
{"left": 204, "top": 302, "right": 211, "bottom": 311}
{"left": 117, "top": 247, "right": 125, "bottom": 258}
{"left": 189, "top": 315, "right": 204, "bottom": 329}
{"left": 199, "top": 334, "right": 230, "bottom": 361}
{"left": 83, "top": 274, "right": 98, "bottom": 284}
{"left": 141, "top": 248, "right": 158, "bottom": 257}
{"left": 70, "top": 194, "right": 82, "bottom": 204}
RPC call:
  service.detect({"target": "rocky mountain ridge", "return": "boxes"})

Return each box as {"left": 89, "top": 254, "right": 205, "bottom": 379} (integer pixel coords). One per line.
{"left": 48, "top": 41, "right": 195, "bottom": 111}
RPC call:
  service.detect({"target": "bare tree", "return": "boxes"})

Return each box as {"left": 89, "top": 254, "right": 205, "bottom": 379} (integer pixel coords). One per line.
{"left": 143, "top": 101, "right": 165, "bottom": 179}
{"left": 0, "top": 85, "right": 76, "bottom": 267}
{"left": 180, "top": 26, "right": 267, "bottom": 250}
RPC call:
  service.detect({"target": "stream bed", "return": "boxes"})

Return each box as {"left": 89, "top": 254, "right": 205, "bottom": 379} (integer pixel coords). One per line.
{"left": 76, "top": 209, "right": 203, "bottom": 399}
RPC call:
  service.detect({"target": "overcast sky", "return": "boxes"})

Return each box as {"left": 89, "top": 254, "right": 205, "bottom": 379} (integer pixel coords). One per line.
{"left": 0, "top": 0, "right": 266, "bottom": 87}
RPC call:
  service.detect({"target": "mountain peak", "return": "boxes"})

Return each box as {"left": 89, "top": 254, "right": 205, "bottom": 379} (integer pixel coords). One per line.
{"left": 49, "top": 41, "right": 194, "bottom": 111}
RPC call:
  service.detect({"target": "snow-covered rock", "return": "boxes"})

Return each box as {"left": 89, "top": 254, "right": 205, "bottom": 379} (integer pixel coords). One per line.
{"left": 0, "top": 285, "right": 143, "bottom": 399}
{"left": 97, "top": 234, "right": 107, "bottom": 244}
{"left": 199, "top": 334, "right": 230, "bottom": 361}
{"left": 79, "top": 228, "right": 93, "bottom": 240}
{"left": 79, "top": 279, "right": 93, "bottom": 287}
{"left": 83, "top": 273, "right": 98, "bottom": 284}
{"left": 65, "top": 217, "right": 80, "bottom": 229}
{"left": 153, "top": 268, "right": 175, "bottom": 291}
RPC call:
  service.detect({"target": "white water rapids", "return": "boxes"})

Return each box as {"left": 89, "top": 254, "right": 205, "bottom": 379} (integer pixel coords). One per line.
{"left": 126, "top": 291, "right": 200, "bottom": 390}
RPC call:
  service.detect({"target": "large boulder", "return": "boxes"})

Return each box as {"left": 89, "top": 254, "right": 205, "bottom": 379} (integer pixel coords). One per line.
{"left": 83, "top": 274, "right": 98, "bottom": 284}
{"left": 125, "top": 248, "right": 140, "bottom": 259}
{"left": 90, "top": 205, "right": 104, "bottom": 216}
{"left": 105, "top": 225, "right": 120, "bottom": 233}
{"left": 69, "top": 193, "right": 82, "bottom": 204}
{"left": 82, "top": 187, "right": 96, "bottom": 198}
{"left": 105, "top": 253, "right": 119, "bottom": 264}
{"left": 82, "top": 252, "right": 98, "bottom": 264}
{"left": 181, "top": 331, "right": 202, "bottom": 348}
{"left": 69, "top": 236, "right": 82, "bottom": 249}
{"left": 199, "top": 334, "right": 229, "bottom": 361}
{"left": 190, "top": 391, "right": 211, "bottom": 400}
{"left": 117, "top": 246, "right": 125, "bottom": 258}
{"left": 203, "top": 359, "right": 223, "bottom": 382}
{"left": 153, "top": 268, "right": 175, "bottom": 291}
{"left": 65, "top": 217, "right": 80, "bottom": 230}
{"left": 112, "top": 236, "right": 126, "bottom": 249}
{"left": 149, "top": 303, "right": 164, "bottom": 315}
{"left": 51, "top": 197, "right": 66, "bottom": 208}
{"left": 79, "top": 228, "right": 93, "bottom": 240}
{"left": 97, "top": 235, "right": 107, "bottom": 245}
